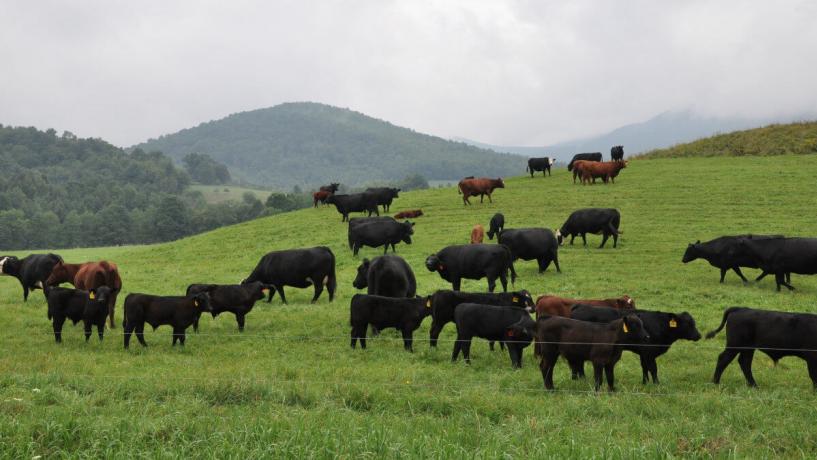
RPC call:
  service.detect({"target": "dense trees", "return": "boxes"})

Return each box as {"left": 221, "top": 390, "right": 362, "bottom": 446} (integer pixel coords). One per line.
{"left": 182, "top": 153, "right": 231, "bottom": 184}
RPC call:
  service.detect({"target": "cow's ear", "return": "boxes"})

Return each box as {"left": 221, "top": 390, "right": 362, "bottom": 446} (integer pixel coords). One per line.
{"left": 88, "top": 289, "right": 96, "bottom": 300}
{"left": 668, "top": 313, "right": 678, "bottom": 329}
{"left": 695, "top": 240, "right": 700, "bottom": 245}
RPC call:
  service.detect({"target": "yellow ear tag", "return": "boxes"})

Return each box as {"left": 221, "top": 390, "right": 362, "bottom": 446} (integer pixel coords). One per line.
{"left": 512, "top": 296, "right": 519, "bottom": 302}
{"left": 622, "top": 323, "right": 629, "bottom": 333}
{"left": 669, "top": 319, "right": 677, "bottom": 328}
{"left": 194, "top": 300, "right": 199, "bottom": 308}
{"left": 89, "top": 292, "right": 95, "bottom": 300}
{"left": 425, "top": 299, "right": 431, "bottom": 308}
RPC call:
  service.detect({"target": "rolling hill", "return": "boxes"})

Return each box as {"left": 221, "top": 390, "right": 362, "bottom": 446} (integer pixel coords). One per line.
{"left": 2, "top": 154, "right": 817, "bottom": 457}
{"left": 133, "top": 102, "right": 525, "bottom": 190}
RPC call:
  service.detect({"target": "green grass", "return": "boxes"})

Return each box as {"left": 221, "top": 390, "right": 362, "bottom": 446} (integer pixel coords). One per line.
{"left": 190, "top": 184, "right": 271, "bottom": 204}
{"left": 2, "top": 154, "right": 817, "bottom": 458}
{"left": 639, "top": 121, "right": 817, "bottom": 158}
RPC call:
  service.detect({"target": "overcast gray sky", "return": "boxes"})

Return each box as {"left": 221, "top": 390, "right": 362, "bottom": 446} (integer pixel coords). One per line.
{"left": 1, "top": 1, "right": 815, "bottom": 147}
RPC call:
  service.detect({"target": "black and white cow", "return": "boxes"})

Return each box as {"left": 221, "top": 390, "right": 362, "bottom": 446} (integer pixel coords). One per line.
{"left": 0, "top": 253, "right": 63, "bottom": 301}
{"left": 526, "top": 157, "right": 555, "bottom": 177}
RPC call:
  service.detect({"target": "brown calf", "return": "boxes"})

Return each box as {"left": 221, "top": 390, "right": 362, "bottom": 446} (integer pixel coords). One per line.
{"left": 313, "top": 190, "right": 333, "bottom": 207}
{"left": 46, "top": 261, "right": 123, "bottom": 328}
{"left": 457, "top": 177, "right": 505, "bottom": 205}
{"left": 394, "top": 209, "right": 423, "bottom": 219}
{"left": 470, "top": 224, "right": 485, "bottom": 244}
{"left": 580, "top": 161, "right": 627, "bottom": 185}
{"left": 535, "top": 294, "right": 635, "bottom": 318}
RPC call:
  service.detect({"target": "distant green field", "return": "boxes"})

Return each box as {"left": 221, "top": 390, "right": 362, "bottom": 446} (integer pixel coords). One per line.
{"left": 189, "top": 184, "right": 271, "bottom": 204}
{"left": 2, "top": 155, "right": 817, "bottom": 457}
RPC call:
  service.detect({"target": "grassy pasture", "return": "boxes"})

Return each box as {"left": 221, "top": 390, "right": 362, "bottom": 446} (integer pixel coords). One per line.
{"left": 1, "top": 155, "right": 817, "bottom": 458}
{"left": 189, "top": 184, "right": 271, "bottom": 204}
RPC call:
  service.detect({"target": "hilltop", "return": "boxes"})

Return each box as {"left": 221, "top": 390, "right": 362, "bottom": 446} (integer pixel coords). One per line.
{"left": 133, "top": 102, "right": 525, "bottom": 190}
{"left": 638, "top": 121, "right": 817, "bottom": 158}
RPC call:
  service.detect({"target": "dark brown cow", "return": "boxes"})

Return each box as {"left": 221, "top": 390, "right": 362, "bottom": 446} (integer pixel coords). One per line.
{"left": 470, "top": 225, "right": 485, "bottom": 244}
{"left": 46, "top": 261, "right": 122, "bottom": 328}
{"left": 535, "top": 294, "right": 635, "bottom": 318}
{"left": 580, "top": 161, "right": 628, "bottom": 185}
{"left": 313, "top": 190, "right": 333, "bottom": 207}
{"left": 571, "top": 160, "right": 593, "bottom": 184}
{"left": 457, "top": 177, "right": 505, "bottom": 205}
{"left": 394, "top": 209, "right": 423, "bottom": 219}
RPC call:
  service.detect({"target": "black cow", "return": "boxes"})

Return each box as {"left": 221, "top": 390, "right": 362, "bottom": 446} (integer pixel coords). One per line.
{"left": 365, "top": 187, "right": 400, "bottom": 212}
{"left": 566, "top": 152, "right": 602, "bottom": 171}
{"left": 0, "top": 253, "right": 63, "bottom": 301}
{"left": 706, "top": 307, "right": 817, "bottom": 387}
{"left": 326, "top": 193, "right": 380, "bottom": 222}
{"left": 682, "top": 235, "right": 785, "bottom": 284}
{"left": 348, "top": 219, "right": 414, "bottom": 255}
{"left": 242, "top": 247, "right": 336, "bottom": 304}
{"left": 738, "top": 237, "right": 817, "bottom": 291}
{"left": 349, "top": 294, "right": 430, "bottom": 351}
{"left": 425, "top": 244, "right": 516, "bottom": 292}
{"left": 45, "top": 286, "right": 111, "bottom": 343}
{"left": 428, "top": 289, "right": 534, "bottom": 348}
{"left": 348, "top": 216, "right": 396, "bottom": 249}
{"left": 556, "top": 208, "right": 621, "bottom": 248}
{"left": 498, "top": 228, "right": 560, "bottom": 273}
{"left": 486, "top": 213, "right": 504, "bottom": 240}
{"left": 185, "top": 282, "right": 271, "bottom": 332}
{"left": 611, "top": 146, "right": 624, "bottom": 161}
{"left": 122, "top": 292, "right": 212, "bottom": 348}
{"left": 526, "top": 157, "right": 554, "bottom": 177}
{"left": 570, "top": 305, "right": 701, "bottom": 384}
{"left": 452, "top": 303, "right": 535, "bottom": 368}
{"left": 353, "top": 255, "right": 416, "bottom": 297}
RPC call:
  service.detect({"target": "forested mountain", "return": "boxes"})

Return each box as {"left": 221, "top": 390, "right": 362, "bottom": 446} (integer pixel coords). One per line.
{"left": 0, "top": 125, "right": 283, "bottom": 250}
{"left": 134, "top": 102, "right": 525, "bottom": 189}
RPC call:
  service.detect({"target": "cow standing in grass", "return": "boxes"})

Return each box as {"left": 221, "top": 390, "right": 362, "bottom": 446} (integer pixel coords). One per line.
{"left": 457, "top": 177, "right": 505, "bottom": 205}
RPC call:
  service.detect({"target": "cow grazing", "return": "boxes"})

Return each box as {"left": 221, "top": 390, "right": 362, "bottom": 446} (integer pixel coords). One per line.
{"left": 682, "top": 235, "right": 784, "bottom": 284}
{"left": 348, "top": 219, "right": 414, "bottom": 255}
{"left": 348, "top": 216, "right": 396, "bottom": 249}
{"left": 185, "top": 282, "right": 271, "bottom": 332}
{"left": 470, "top": 225, "right": 485, "bottom": 244}
{"left": 527, "top": 157, "right": 555, "bottom": 177}
{"left": 611, "top": 145, "right": 624, "bottom": 161}
{"left": 46, "top": 261, "right": 122, "bottom": 328}
{"left": 427, "top": 289, "right": 534, "bottom": 348}
{"left": 319, "top": 183, "right": 340, "bottom": 193}
{"left": 570, "top": 305, "right": 701, "bottom": 384}
{"left": 242, "top": 247, "right": 336, "bottom": 304}
{"left": 567, "top": 152, "right": 602, "bottom": 171}
{"left": 394, "top": 209, "right": 423, "bottom": 219}
{"left": 487, "top": 213, "right": 504, "bottom": 240}
{"left": 498, "top": 228, "right": 560, "bottom": 274}
{"left": 738, "top": 237, "right": 817, "bottom": 291}
{"left": 365, "top": 187, "right": 400, "bottom": 212}
{"left": 122, "top": 292, "right": 212, "bottom": 348}
{"left": 313, "top": 190, "right": 333, "bottom": 207}
{"left": 457, "top": 177, "right": 505, "bottom": 205}
{"left": 706, "top": 307, "right": 817, "bottom": 388}
{"left": 353, "top": 255, "right": 416, "bottom": 297}
{"left": 452, "top": 303, "right": 535, "bottom": 368}
{"left": 0, "top": 253, "right": 63, "bottom": 301}
{"left": 349, "top": 294, "right": 430, "bottom": 351}
{"left": 326, "top": 193, "right": 380, "bottom": 222}
{"left": 556, "top": 208, "right": 621, "bottom": 248}
{"left": 535, "top": 294, "right": 635, "bottom": 318}
{"left": 45, "top": 286, "right": 112, "bottom": 343}
{"left": 580, "top": 161, "right": 627, "bottom": 185}
{"left": 426, "top": 244, "right": 517, "bottom": 292}
{"left": 534, "top": 314, "right": 649, "bottom": 391}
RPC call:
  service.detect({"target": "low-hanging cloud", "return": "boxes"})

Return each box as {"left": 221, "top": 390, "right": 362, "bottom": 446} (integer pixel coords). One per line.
{"left": 1, "top": 0, "right": 815, "bottom": 147}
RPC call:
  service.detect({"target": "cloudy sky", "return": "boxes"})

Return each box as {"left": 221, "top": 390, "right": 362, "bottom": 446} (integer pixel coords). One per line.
{"left": 2, "top": 1, "right": 815, "bottom": 147}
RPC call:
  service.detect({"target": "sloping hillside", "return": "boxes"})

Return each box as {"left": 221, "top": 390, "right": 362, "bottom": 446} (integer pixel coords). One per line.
{"left": 638, "top": 121, "right": 817, "bottom": 158}
{"left": 134, "top": 102, "right": 525, "bottom": 189}
{"left": 2, "top": 155, "right": 817, "bottom": 457}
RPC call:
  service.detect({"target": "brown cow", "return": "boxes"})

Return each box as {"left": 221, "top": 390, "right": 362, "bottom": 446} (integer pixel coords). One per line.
{"left": 571, "top": 160, "right": 593, "bottom": 184}
{"left": 46, "top": 261, "right": 123, "bottom": 328}
{"left": 470, "top": 224, "right": 485, "bottom": 244}
{"left": 394, "top": 209, "right": 423, "bottom": 219}
{"left": 535, "top": 294, "right": 635, "bottom": 318}
{"left": 580, "top": 161, "right": 628, "bottom": 185}
{"left": 313, "top": 190, "right": 333, "bottom": 207}
{"left": 457, "top": 177, "right": 505, "bottom": 205}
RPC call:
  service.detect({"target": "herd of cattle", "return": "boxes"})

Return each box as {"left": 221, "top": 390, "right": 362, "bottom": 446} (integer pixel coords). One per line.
{"left": 2, "top": 145, "right": 817, "bottom": 392}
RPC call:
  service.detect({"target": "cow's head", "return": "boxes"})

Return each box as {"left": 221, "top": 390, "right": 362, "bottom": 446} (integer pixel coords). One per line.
{"left": 425, "top": 254, "right": 442, "bottom": 272}
{"left": 516, "top": 290, "right": 535, "bottom": 307}
{"left": 353, "top": 259, "right": 371, "bottom": 289}
{"left": 681, "top": 240, "right": 701, "bottom": 263}
{"left": 85, "top": 286, "right": 112, "bottom": 316}
{"left": 619, "top": 295, "right": 635, "bottom": 309}
{"left": 505, "top": 315, "right": 537, "bottom": 344}
{"left": 401, "top": 221, "right": 415, "bottom": 244}
{"left": 390, "top": 188, "right": 400, "bottom": 198}
{"left": 0, "top": 256, "right": 20, "bottom": 276}
{"left": 495, "top": 178, "right": 505, "bottom": 188}
{"left": 191, "top": 292, "right": 213, "bottom": 312}
{"left": 45, "top": 262, "right": 71, "bottom": 286}
{"left": 242, "top": 281, "right": 272, "bottom": 302}
{"left": 620, "top": 315, "right": 649, "bottom": 343}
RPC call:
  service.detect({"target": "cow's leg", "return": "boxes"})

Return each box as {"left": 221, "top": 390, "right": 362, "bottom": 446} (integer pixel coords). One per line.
{"left": 498, "top": 271, "right": 508, "bottom": 292}
{"left": 777, "top": 273, "right": 795, "bottom": 291}
{"left": 639, "top": 355, "right": 650, "bottom": 384}
{"left": 23, "top": 286, "right": 29, "bottom": 302}
{"left": 276, "top": 286, "right": 288, "bottom": 304}
{"left": 236, "top": 313, "right": 246, "bottom": 332}
{"left": 97, "top": 319, "right": 105, "bottom": 341}
{"left": 53, "top": 317, "right": 65, "bottom": 343}
{"left": 719, "top": 268, "right": 728, "bottom": 283}
{"left": 541, "top": 355, "right": 556, "bottom": 390}
{"left": 311, "top": 281, "right": 324, "bottom": 304}
{"left": 359, "top": 324, "right": 368, "bottom": 349}
{"left": 713, "top": 348, "right": 738, "bottom": 384}
{"left": 487, "top": 192, "right": 493, "bottom": 203}
{"left": 123, "top": 322, "right": 133, "bottom": 349}
{"left": 108, "top": 294, "right": 117, "bottom": 329}
{"left": 508, "top": 344, "right": 522, "bottom": 369}
{"left": 600, "top": 233, "right": 610, "bottom": 248}
{"left": 552, "top": 253, "right": 561, "bottom": 272}
{"left": 592, "top": 364, "right": 605, "bottom": 392}
{"left": 604, "top": 364, "right": 616, "bottom": 391}
{"left": 83, "top": 319, "right": 92, "bottom": 342}
{"left": 581, "top": 233, "right": 587, "bottom": 246}
{"left": 451, "top": 336, "right": 462, "bottom": 362}
{"left": 135, "top": 323, "right": 147, "bottom": 347}
{"left": 487, "top": 276, "right": 496, "bottom": 293}
{"left": 353, "top": 243, "right": 360, "bottom": 256}
{"left": 489, "top": 340, "right": 495, "bottom": 351}
{"left": 266, "top": 288, "right": 275, "bottom": 303}
{"left": 611, "top": 229, "right": 619, "bottom": 248}
{"left": 807, "top": 359, "right": 817, "bottom": 389}
{"left": 649, "top": 358, "right": 660, "bottom": 384}
{"left": 452, "top": 278, "right": 461, "bottom": 291}
{"left": 461, "top": 338, "right": 472, "bottom": 364}
{"left": 350, "top": 326, "right": 357, "bottom": 348}
{"left": 401, "top": 328, "right": 413, "bottom": 352}
{"left": 176, "top": 328, "right": 186, "bottom": 347}
{"left": 569, "top": 234, "right": 575, "bottom": 245}
{"left": 429, "top": 320, "right": 443, "bottom": 347}
{"left": 755, "top": 271, "right": 769, "bottom": 282}
{"left": 737, "top": 350, "right": 757, "bottom": 387}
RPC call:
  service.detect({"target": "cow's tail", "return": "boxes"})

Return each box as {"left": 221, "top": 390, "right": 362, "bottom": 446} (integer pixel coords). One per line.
{"left": 326, "top": 251, "right": 337, "bottom": 300}
{"left": 525, "top": 164, "right": 530, "bottom": 172}
{"left": 705, "top": 307, "right": 742, "bottom": 339}
{"left": 457, "top": 183, "right": 463, "bottom": 194}
{"left": 509, "top": 260, "right": 517, "bottom": 285}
